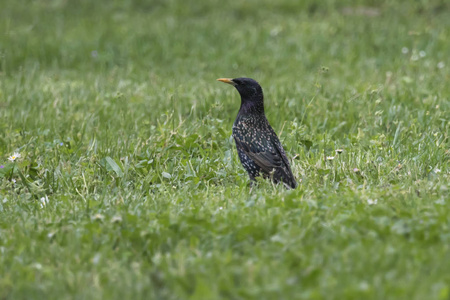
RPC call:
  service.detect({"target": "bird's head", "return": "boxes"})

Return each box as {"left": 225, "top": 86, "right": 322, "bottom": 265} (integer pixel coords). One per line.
{"left": 217, "top": 77, "right": 264, "bottom": 114}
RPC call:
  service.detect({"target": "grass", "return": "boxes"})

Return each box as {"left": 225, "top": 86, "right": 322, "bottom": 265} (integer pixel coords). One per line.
{"left": 0, "top": 0, "right": 449, "bottom": 299}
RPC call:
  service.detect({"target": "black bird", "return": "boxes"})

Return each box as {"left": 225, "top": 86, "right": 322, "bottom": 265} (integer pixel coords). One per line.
{"left": 217, "top": 77, "right": 297, "bottom": 189}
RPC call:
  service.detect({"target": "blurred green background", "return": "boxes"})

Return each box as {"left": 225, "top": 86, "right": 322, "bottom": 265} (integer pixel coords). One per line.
{"left": 0, "top": 0, "right": 449, "bottom": 299}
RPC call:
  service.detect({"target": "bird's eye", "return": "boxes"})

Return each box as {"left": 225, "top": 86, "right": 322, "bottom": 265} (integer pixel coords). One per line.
{"left": 233, "top": 79, "right": 241, "bottom": 85}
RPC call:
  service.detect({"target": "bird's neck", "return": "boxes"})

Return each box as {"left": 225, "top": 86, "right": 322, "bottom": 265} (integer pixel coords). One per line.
{"left": 239, "top": 95, "right": 265, "bottom": 115}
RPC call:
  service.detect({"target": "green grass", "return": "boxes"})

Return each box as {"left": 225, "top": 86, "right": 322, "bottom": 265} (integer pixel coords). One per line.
{"left": 0, "top": 0, "right": 449, "bottom": 299}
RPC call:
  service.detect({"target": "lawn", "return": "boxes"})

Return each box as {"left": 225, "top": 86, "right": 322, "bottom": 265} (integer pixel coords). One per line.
{"left": 0, "top": 0, "right": 449, "bottom": 299}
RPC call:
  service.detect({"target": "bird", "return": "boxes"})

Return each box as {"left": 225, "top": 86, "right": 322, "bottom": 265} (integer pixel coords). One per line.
{"left": 217, "top": 77, "right": 297, "bottom": 189}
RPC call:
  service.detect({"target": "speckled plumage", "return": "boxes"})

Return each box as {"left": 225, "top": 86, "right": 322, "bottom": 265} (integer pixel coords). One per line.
{"left": 218, "top": 77, "right": 297, "bottom": 189}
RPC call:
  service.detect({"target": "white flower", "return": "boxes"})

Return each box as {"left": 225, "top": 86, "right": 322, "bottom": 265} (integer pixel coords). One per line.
{"left": 335, "top": 149, "right": 344, "bottom": 154}
{"left": 40, "top": 195, "right": 49, "bottom": 208}
{"left": 326, "top": 156, "right": 335, "bottom": 160}
{"left": 401, "top": 47, "right": 409, "bottom": 54}
{"left": 92, "top": 253, "right": 101, "bottom": 265}
{"left": 411, "top": 54, "right": 419, "bottom": 61}
{"left": 92, "top": 214, "right": 104, "bottom": 221}
{"left": 8, "top": 152, "right": 21, "bottom": 162}
{"left": 111, "top": 215, "right": 122, "bottom": 223}
{"left": 435, "top": 168, "right": 441, "bottom": 173}
{"left": 437, "top": 62, "right": 445, "bottom": 69}
{"left": 367, "top": 199, "right": 378, "bottom": 205}
{"left": 419, "top": 51, "right": 426, "bottom": 57}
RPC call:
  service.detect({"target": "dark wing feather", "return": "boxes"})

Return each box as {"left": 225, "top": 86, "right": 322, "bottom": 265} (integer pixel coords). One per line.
{"left": 234, "top": 136, "right": 282, "bottom": 173}
{"left": 268, "top": 131, "right": 297, "bottom": 189}
{"left": 233, "top": 123, "right": 297, "bottom": 189}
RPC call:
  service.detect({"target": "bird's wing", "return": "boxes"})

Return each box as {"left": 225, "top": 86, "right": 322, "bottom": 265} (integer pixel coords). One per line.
{"left": 233, "top": 126, "right": 297, "bottom": 188}
{"left": 269, "top": 130, "right": 297, "bottom": 188}
{"left": 234, "top": 136, "right": 282, "bottom": 174}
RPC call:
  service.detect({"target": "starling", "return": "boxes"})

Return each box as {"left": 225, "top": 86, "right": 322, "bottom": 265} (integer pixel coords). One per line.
{"left": 217, "top": 77, "right": 297, "bottom": 189}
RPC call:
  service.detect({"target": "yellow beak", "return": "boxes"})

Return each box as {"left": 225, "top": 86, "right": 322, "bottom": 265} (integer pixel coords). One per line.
{"left": 217, "top": 78, "right": 236, "bottom": 86}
